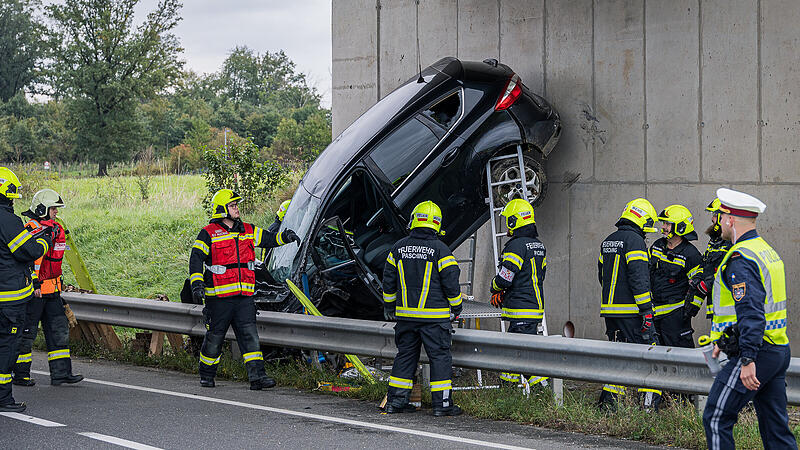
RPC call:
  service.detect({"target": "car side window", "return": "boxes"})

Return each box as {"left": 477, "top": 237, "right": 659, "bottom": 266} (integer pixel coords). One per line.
{"left": 422, "top": 91, "right": 461, "bottom": 129}
{"left": 368, "top": 117, "right": 438, "bottom": 188}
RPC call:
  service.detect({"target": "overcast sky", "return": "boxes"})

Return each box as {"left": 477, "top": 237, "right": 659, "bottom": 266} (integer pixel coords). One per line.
{"left": 135, "top": 0, "right": 333, "bottom": 107}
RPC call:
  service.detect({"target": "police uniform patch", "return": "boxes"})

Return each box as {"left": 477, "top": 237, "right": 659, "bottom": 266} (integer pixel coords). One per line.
{"left": 732, "top": 282, "right": 746, "bottom": 301}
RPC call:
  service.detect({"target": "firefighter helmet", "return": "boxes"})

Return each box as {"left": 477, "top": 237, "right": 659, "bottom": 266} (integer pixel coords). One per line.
{"left": 658, "top": 204, "right": 695, "bottom": 238}
{"left": 408, "top": 200, "right": 443, "bottom": 234}
{"left": 500, "top": 198, "right": 535, "bottom": 235}
{"left": 620, "top": 198, "right": 658, "bottom": 233}
{"left": 276, "top": 200, "right": 291, "bottom": 221}
{"left": 30, "top": 189, "right": 65, "bottom": 218}
{"left": 210, "top": 189, "right": 242, "bottom": 219}
{"left": 0, "top": 166, "right": 21, "bottom": 199}
{"left": 706, "top": 198, "right": 723, "bottom": 233}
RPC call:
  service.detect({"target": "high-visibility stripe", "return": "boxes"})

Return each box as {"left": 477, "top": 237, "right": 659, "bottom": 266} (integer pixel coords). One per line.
{"left": 447, "top": 295, "right": 462, "bottom": 307}
{"left": 654, "top": 300, "right": 684, "bottom": 316}
{"left": 418, "top": 261, "right": 432, "bottom": 308}
{"left": 500, "top": 373, "right": 520, "bottom": 382}
{"left": 633, "top": 292, "right": 651, "bottom": 305}
{"left": 16, "top": 353, "right": 32, "bottom": 364}
{"left": 501, "top": 252, "right": 523, "bottom": 269}
{"left": 625, "top": 250, "right": 649, "bottom": 263}
{"left": 691, "top": 295, "right": 704, "bottom": 308}
{"left": 254, "top": 227, "right": 264, "bottom": 246}
{"left": 501, "top": 308, "right": 544, "bottom": 319}
{"left": 210, "top": 234, "right": 236, "bottom": 243}
{"left": 531, "top": 257, "right": 543, "bottom": 311}
{"left": 37, "top": 238, "right": 49, "bottom": 253}
{"left": 48, "top": 349, "right": 70, "bottom": 361}
{"left": 243, "top": 351, "right": 263, "bottom": 363}
{"left": 395, "top": 307, "right": 450, "bottom": 319}
{"left": 383, "top": 292, "right": 396, "bottom": 303}
{"left": 638, "top": 388, "right": 663, "bottom": 395}
{"left": 602, "top": 384, "right": 625, "bottom": 395}
{"left": 0, "top": 373, "right": 11, "bottom": 384}
{"left": 189, "top": 273, "right": 204, "bottom": 283}
{"left": 8, "top": 229, "right": 33, "bottom": 253}
{"left": 388, "top": 376, "right": 413, "bottom": 389}
{"left": 193, "top": 240, "right": 210, "bottom": 255}
{"left": 398, "top": 261, "right": 408, "bottom": 308}
{"left": 386, "top": 252, "right": 396, "bottom": 267}
{"left": 492, "top": 278, "right": 501, "bottom": 292}
{"left": 600, "top": 304, "right": 641, "bottom": 314}
{"left": 430, "top": 380, "right": 452, "bottom": 392}
{"left": 204, "top": 282, "right": 256, "bottom": 296}
{"left": 608, "top": 254, "right": 620, "bottom": 303}
{"left": 276, "top": 231, "right": 284, "bottom": 246}
{"left": 437, "top": 255, "right": 457, "bottom": 271}
{"left": 528, "top": 376, "right": 549, "bottom": 386}
{"left": 0, "top": 283, "right": 34, "bottom": 302}
{"left": 687, "top": 264, "right": 702, "bottom": 279}
{"left": 651, "top": 249, "right": 686, "bottom": 267}
{"left": 199, "top": 353, "right": 221, "bottom": 366}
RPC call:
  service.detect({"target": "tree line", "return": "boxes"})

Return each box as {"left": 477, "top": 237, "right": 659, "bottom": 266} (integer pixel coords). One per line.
{"left": 0, "top": 0, "right": 332, "bottom": 175}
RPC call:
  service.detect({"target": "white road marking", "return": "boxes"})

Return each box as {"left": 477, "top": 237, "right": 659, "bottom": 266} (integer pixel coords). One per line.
{"left": 0, "top": 412, "right": 66, "bottom": 427}
{"left": 77, "top": 432, "right": 163, "bottom": 450}
{"left": 33, "top": 369, "right": 532, "bottom": 450}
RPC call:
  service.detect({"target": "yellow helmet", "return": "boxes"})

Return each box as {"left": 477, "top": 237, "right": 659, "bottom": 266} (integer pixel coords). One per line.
{"left": 276, "top": 200, "right": 291, "bottom": 221}
{"left": 210, "top": 189, "right": 242, "bottom": 219}
{"left": 620, "top": 198, "right": 658, "bottom": 233}
{"left": 30, "top": 189, "right": 65, "bottom": 217}
{"left": 658, "top": 204, "right": 695, "bottom": 238}
{"left": 409, "top": 200, "right": 443, "bottom": 234}
{"left": 706, "top": 198, "right": 722, "bottom": 213}
{"left": 0, "top": 166, "right": 22, "bottom": 199}
{"left": 500, "top": 198, "right": 535, "bottom": 235}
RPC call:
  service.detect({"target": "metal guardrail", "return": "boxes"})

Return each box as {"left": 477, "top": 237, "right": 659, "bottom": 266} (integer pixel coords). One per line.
{"left": 63, "top": 292, "right": 800, "bottom": 404}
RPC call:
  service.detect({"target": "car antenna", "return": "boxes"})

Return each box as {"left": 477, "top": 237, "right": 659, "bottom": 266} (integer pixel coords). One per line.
{"left": 415, "top": 0, "right": 424, "bottom": 83}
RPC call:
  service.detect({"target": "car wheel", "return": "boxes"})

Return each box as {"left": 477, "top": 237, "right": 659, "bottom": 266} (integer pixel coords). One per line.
{"left": 490, "top": 152, "right": 548, "bottom": 208}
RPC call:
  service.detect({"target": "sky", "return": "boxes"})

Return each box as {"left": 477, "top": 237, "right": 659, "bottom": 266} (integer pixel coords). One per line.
{"left": 134, "top": 0, "right": 333, "bottom": 107}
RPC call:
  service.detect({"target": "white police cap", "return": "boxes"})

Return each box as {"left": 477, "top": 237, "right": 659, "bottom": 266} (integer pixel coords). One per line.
{"left": 716, "top": 187, "right": 766, "bottom": 217}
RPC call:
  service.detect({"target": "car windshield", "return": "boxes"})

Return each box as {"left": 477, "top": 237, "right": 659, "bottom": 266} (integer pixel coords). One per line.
{"left": 266, "top": 182, "right": 321, "bottom": 283}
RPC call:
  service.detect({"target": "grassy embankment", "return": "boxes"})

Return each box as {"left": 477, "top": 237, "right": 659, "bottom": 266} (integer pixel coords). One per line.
{"left": 24, "top": 173, "right": 793, "bottom": 449}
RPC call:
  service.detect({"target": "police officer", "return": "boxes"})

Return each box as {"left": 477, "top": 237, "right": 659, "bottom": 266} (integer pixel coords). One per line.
{"left": 489, "top": 199, "right": 548, "bottom": 388}
{"left": 382, "top": 201, "right": 463, "bottom": 416}
{"left": 597, "top": 198, "right": 660, "bottom": 409}
{"left": 683, "top": 198, "right": 732, "bottom": 321}
{"left": 13, "top": 189, "right": 83, "bottom": 387}
{"left": 649, "top": 205, "right": 702, "bottom": 348}
{"left": 189, "top": 189, "right": 300, "bottom": 390}
{"left": 0, "top": 167, "right": 51, "bottom": 412}
{"left": 702, "top": 188, "right": 795, "bottom": 449}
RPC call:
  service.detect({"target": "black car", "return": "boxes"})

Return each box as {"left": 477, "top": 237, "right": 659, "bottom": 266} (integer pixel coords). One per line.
{"left": 258, "top": 57, "right": 561, "bottom": 319}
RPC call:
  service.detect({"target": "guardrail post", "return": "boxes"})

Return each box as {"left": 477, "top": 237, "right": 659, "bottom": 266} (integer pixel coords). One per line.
{"left": 552, "top": 377, "right": 564, "bottom": 407}
{"left": 694, "top": 395, "right": 708, "bottom": 417}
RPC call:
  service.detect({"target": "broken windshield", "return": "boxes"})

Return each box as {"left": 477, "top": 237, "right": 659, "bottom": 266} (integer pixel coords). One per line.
{"left": 266, "top": 182, "right": 320, "bottom": 283}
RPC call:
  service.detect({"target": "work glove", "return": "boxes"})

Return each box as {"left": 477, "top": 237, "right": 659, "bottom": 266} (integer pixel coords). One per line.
{"left": 201, "top": 306, "right": 211, "bottom": 330}
{"left": 640, "top": 312, "right": 655, "bottom": 344}
{"left": 383, "top": 306, "right": 396, "bottom": 322}
{"left": 682, "top": 290, "right": 701, "bottom": 321}
{"left": 191, "top": 284, "right": 205, "bottom": 305}
{"left": 281, "top": 229, "right": 300, "bottom": 245}
{"left": 490, "top": 291, "right": 504, "bottom": 308}
{"left": 689, "top": 278, "right": 708, "bottom": 297}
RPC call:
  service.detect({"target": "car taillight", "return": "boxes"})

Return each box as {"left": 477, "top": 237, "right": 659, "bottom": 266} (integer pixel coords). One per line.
{"left": 495, "top": 73, "right": 522, "bottom": 111}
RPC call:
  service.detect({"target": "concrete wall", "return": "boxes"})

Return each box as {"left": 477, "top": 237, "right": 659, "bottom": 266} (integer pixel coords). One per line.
{"left": 332, "top": 0, "right": 800, "bottom": 345}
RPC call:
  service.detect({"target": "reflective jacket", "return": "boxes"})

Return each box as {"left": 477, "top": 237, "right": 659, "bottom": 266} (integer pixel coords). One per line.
{"left": 711, "top": 230, "right": 787, "bottom": 359}
{"left": 490, "top": 224, "right": 546, "bottom": 322}
{"left": 382, "top": 228, "right": 462, "bottom": 323}
{"left": 598, "top": 221, "right": 653, "bottom": 318}
{"left": 648, "top": 237, "right": 702, "bottom": 317}
{"left": 0, "top": 201, "right": 50, "bottom": 305}
{"left": 690, "top": 236, "right": 732, "bottom": 317}
{"left": 189, "top": 219, "right": 284, "bottom": 298}
{"left": 24, "top": 216, "right": 67, "bottom": 295}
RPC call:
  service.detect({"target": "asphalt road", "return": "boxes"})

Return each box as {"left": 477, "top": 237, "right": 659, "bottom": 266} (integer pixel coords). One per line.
{"left": 0, "top": 352, "right": 671, "bottom": 449}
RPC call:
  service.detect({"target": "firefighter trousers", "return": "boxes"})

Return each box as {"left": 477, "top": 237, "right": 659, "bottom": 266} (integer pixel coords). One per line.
{"left": 14, "top": 292, "right": 73, "bottom": 381}
{"left": 654, "top": 307, "right": 694, "bottom": 348}
{"left": 198, "top": 295, "right": 267, "bottom": 382}
{"left": 387, "top": 321, "right": 454, "bottom": 410}
{"left": 0, "top": 302, "right": 27, "bottom": 406}
{"left": 703, "top": 344, "right": 796, "bottom": 450}
{"left": 499, "top": 320, "right": 549, "bottom": 387}
{"left": 599, "top": 316, "right": 662, "bottom": 409}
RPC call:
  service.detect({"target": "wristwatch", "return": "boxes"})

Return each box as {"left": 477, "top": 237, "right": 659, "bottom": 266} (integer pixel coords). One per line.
{"left": 740, "top": 357, "right": 755, "bottom": 366}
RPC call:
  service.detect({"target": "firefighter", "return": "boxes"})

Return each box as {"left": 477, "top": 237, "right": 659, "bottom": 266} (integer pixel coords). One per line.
{"left": 189, "top": 189, "right": 300, "bottom": 389}
{"left": 13, "top": 189, "right": 83, "bottom": 387}
{"left": 267, "top": 200, "right": 290, "bottom": 234}
{"left": 0, "top": 167, "right": 51, "bottom": 412}
{"left": 683, "top": 198, "right": 732, "bottom": 321}
{"left": 702, "top": 188, "right": 795, "bottom": 450}
{"left": 382, "top": 201, "right": 463, "bottom": 416}
{"left": 489, "top": 199, "right": 548, "bottom": 388}
{"left": 648, "top": 204, "right": 702, "bottom": 348}
{"left": 597, "top": 198, "right": 660, "bottom": 410}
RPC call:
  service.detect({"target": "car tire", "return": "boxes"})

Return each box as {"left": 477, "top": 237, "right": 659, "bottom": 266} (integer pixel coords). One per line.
{"left": 490, "top": 152, "right": 548, "bottom": 208}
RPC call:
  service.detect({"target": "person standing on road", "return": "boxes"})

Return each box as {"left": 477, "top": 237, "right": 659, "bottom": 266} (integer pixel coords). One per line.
{"left": 648, "top": 204, "right": 702, "bottom": 348}
{"left": 683, "top": 198, "right": 732, "bottom": 322}
{"left": 189, "top": 189, "right": 300, "bottom": 390}
{"left": 382, "top": 201, "right": 463, "bottom": 416}
{"left": 13, "top": 189, "right": 83, "bottom": 387}
{"left": 489, "top": 199, "right": 549, "bottom": 389}
{"left": 702, "top": 188, "right": 795, "bottom": 450}
{"left": 0, "top": 167, "right": 51, "bottom": 413}
{"left": 597, "top": 198, "right": 661, "bottom": 410}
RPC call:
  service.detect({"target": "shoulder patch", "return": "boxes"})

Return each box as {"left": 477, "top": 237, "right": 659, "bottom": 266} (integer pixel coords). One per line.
{"left": 732, "top": 282, "right": 746, "bottom": 301}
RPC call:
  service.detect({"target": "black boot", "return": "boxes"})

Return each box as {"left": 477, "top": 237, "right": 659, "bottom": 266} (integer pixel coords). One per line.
{"left": 384, "top": 386, "right": 414, "bottom": 414}
{"left": 250, "top": 376, "right": 276, "bottom": 390}
{"left": 51, "top": 374, "right": 84, "bottom": 386}
{"left": 200, "top": 377, "right": 215, "bottom": 388}
{"left": 0, "top": 402, "right": 27, "bottom": 413}
{"left": 385, "top": 403, "right": 417, "bottom": 414}
{"left": 432, "top": 405, "right": 463, "bottom": 417}
{"left": 13, "top": 377, "right": 35, "bottom": 387}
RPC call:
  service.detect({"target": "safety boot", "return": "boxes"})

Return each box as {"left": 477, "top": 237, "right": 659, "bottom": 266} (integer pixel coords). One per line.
{"left": 0, "top": 402, "right": 27, "bottom": 413}
{"left": 384, "top": 403, "right": 417, "bottom": 414}
{"left": 432, "top": 405, "right": 463, "bottom": 417}
{"left": 250, "top": 376, "right": 276, "bottom": 390}
{"left": 51, "top": 374, "right": 84, "bottom": 386}
{"left": 200, "top": 377, "right": 215, "bottom": 388}
{"left": 13, "top": 377, "right": 35, "bottom": 387}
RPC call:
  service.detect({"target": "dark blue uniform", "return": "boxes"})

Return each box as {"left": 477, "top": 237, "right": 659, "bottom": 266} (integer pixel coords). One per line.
{"left": 702, "top": 230, "right": 796, "bottom": 450}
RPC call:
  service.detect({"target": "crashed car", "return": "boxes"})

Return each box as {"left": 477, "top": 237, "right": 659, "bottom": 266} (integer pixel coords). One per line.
{"left": 256, "top": 57, "right": 561, "bottom": 319}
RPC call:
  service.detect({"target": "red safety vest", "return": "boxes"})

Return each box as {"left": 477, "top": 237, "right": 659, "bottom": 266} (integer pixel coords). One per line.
{"left": 26, "top": 218, "right": 66, "bottom": 294}
{"left": 203, "top": 222, "right": 256, "bottom": 297}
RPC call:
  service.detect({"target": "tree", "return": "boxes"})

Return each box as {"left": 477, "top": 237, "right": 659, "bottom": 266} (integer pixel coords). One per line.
{"left": 0, "top": 0, "right": 46, "bottom": 102}
{"left": 269, "top": 111, "right": 331, "bottom": 162}
{"left": 45, "top": 0, "right": 184, "bottom": 175}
